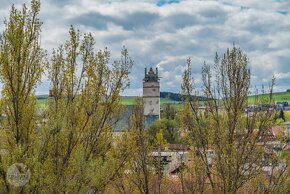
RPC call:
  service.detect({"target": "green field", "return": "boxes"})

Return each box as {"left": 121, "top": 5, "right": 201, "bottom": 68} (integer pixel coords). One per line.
{"left": 120, "top": 96, "right": 137, "bottom": 105}
{"left": 37, "top": 96, "right": 182, "bottom": 107}
{"left": 37, "top": 98, "right": 48, "bottom": 108}
{"left": 248, "top": 91, "right": 290, "bottom": 104}
{"left": 36, "top": 91, "right": 290, "bottom": 108}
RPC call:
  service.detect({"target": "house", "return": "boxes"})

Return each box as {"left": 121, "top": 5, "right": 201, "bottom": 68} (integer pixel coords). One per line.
{"left": 279, "top": 120, "right": 290, "bottom": 134}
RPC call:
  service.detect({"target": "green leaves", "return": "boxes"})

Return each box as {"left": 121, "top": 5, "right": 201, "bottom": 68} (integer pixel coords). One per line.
{"left": 0, "top": 1, "right": 133, "bottom": 192}
{"left": 181, "top": 46, "right": 282, "bottom": 193}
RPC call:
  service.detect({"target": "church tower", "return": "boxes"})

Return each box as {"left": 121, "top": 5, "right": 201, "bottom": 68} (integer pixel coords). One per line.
{"left": 143, "top": 67, "right": 160, "bottom": 126}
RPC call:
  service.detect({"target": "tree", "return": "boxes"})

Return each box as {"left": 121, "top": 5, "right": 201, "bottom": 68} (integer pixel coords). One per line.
{"left": 148, "top": 104, "right": 180, "bottom": 145}
{"left": 108, "top": 98, "right": 153, "bottom": 194}
{"left": 36, "top": 27, "right": 133, "bottom": 193}
{"left": 278, "top": 109, "right": 286, "bottom": 122}
{"left": 128, "top": 98, "right": 152, "bottom": 194}
{"left": 0, "top": 1, "right": 134, "bottom": 192}
{"left": 148, "top": 119, "right": 179, "bottom": 145}
{"left": 0, "top": 1, "right": 45, "bottom": 193}
{"left": 162, "top": 103, "right": 177, "bottom": 120}
{"left": 181, "top": 46, "right": 288, "bottom": 193}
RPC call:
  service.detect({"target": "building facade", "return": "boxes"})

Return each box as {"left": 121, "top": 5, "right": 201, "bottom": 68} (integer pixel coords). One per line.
{"left": 143, "top": 67, "right": 160, "bottom": 126}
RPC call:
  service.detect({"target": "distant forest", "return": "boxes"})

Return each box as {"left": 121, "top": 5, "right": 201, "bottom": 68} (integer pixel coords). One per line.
{"left": 160, "top": 91, "right": 207, "bottom": 101}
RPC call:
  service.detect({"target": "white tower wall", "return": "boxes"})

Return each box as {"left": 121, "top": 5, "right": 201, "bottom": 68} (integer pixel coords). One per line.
{"left": 143, "top": 68, "right": 160, "bottom": 119}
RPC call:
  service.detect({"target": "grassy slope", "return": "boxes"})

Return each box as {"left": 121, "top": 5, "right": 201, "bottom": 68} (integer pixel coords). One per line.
{"left": 248, "top": 91, "right": 290, "bottom": 104}
{"left": 36, "top": 91, "right": 290, "bottom": 107}
{"left": 37, "top": 96, "right": 182, "bottom": 107}
{"left": 37, "top": 98, "right": 48, "bottom": 108}
{"left": 121, "top": 91, "right": 290, "bottom": 105}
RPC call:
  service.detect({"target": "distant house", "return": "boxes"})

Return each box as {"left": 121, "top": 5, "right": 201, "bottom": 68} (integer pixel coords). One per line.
{"left": 270, "top": 123, "right": 290, "bottom": 152}
{"left": 276, "top": 101, "right": 290, "bottom": 110}
{"left": 151, "top": 144, "right": 190, "bottom": 176}
{"left": 280, "top": 120, "right": 290, "bottom": 134}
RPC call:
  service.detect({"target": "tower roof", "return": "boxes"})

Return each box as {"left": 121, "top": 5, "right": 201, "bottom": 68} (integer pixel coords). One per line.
{"left": 144, "top": 67, "right": 160, "bottom": 81}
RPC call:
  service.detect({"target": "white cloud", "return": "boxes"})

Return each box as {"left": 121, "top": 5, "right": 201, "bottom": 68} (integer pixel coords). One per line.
{"left": 0, "top": 0, "right": 289, "bottom": 96}
{"left": 275, "top": 72, "right": 290, "bottom": 80}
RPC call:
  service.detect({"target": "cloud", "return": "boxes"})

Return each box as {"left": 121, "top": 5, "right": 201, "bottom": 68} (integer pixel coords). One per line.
{"left": 0, "top": 0, "right": 289, "bottom": 95}
{"left": 275, "top": 72, "right": 290, "bottom": 80}
{"left": 70, "top": 11, "right": 160, "bottom": 31}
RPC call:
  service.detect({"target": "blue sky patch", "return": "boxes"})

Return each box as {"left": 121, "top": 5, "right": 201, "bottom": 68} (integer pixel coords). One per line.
{"left": 157, "top": 0, "right": 180, "bottom": 7}
{"left": 277, "top": 11, "right": 288, "bottom": 15}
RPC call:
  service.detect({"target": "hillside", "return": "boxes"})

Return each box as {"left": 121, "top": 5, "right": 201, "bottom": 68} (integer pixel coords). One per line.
{"left": 248, "top": 91, "right": 290, "bottom": 104}
{"left": 36, "top": 92, "right": 182, "bottom": 107}
{"left": 37, "top": 91, "right": 290, "bottom": 107}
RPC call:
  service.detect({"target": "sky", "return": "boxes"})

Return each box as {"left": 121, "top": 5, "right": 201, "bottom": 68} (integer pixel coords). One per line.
{"left": 0, "top": 0, "right": 289, "bottom": 96}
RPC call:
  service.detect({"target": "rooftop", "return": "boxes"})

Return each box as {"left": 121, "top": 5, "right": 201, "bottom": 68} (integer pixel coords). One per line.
{"left": 143, "top": 67, "right": 160, "bottom": 81}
